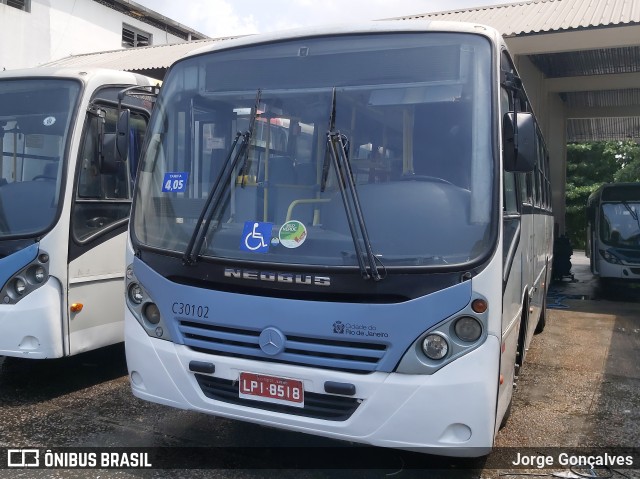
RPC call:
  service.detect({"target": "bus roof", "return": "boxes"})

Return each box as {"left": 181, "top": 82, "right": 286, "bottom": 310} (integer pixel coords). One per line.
{"left": 180, "top": 20, "right": 504, "bottom": 64}
{"left": 589, "top": 182, "right": 640, "bottom": 202}
{"left": 0, "top": 66, "right": 156, "bottom": 87}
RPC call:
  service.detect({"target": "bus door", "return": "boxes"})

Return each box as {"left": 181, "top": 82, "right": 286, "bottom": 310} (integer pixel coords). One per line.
{"left": 67, "top": 99, "right": 148, "bottom": 355}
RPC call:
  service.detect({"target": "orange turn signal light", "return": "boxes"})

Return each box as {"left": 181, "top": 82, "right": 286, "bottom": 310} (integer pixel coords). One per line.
{"left": 70, "top": 303, "right": 83, "bottom": 313}
{"left": 471, "top": 299, "right": 488, "bottom": 314}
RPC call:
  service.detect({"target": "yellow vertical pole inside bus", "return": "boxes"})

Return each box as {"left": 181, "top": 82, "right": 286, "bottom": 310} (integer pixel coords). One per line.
{"left": 313, "top": 127, "right": 324, "bottom": 226}
{"left": 403, "top": 108, "right": 414, "bottom": 174}
{"left": 262, "top": 119, "right": 271, "bottom": 222}
{"left": 0, "top": 132, "right": 3, "bottom": 180}
{"left": 349, "top": 108, "right": 356, "bottom": 160}
{"left": 12, "top": 131, "right": 17, "bottom": 180}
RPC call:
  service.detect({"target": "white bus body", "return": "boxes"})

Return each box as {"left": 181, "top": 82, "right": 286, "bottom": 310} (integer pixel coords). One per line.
{"left": 0, "top": 68, "right": 153, "bottom": 359}
{"left": 586, "top": 182, "right": 640, "bottom": 283}
{"left": 124, "top": 22, "right": 553, "bottom": 456}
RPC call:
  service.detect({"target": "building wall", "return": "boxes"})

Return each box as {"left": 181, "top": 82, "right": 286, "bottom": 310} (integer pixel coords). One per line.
{"left": 0, "top": 3, "right": 50, "bottom": 70}
{"left": 0, "top": 0, "right": 187, "bottom": 71}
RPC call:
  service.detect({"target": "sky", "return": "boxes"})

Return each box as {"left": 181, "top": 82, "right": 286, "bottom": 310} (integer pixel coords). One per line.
{"left": 133, "top": 0, "right": 517, "bottom": 38}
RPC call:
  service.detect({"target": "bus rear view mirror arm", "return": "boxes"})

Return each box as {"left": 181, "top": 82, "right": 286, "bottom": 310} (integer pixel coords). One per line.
{"left": 115, "top": 109, "right": 130, "bottom": 162}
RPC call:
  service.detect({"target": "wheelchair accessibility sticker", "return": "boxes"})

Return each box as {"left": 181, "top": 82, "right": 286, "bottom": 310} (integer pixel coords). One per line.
{"left": 279, "top": 220, "right": 307, "bottom": 249}
{"left": 241, "top": 221, "right": 273, "bottom": 253}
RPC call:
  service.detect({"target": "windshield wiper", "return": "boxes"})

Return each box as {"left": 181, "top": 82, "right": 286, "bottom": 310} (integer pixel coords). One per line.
{"left": 622, "top": 201, "right": 640, "bottom": 229}
{"left": 238, "top": 90, "right": 261, "bottom": 187}
{"left": 320, "top": 88, "right": 338, "bottom": 193}
{"left": 182, "top": 90, "right": 261, "bottom": 265}
{"left": 325, "top": 88, "right": 383, "bottom": 281}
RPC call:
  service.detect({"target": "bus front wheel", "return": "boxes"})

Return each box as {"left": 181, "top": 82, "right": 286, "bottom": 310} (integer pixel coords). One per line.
{"left": 534, "top": 292, "right": 547, "bottom": 334}
{"left": 499, "top": 395, "right": 513, "bottom": 430}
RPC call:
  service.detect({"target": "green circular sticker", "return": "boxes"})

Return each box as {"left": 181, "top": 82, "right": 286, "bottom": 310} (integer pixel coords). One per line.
{"left": 279, "top": 220, "right": 307, "bottom": 249}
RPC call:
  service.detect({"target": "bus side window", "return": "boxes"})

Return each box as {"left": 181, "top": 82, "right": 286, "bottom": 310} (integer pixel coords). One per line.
{"left": 77, "top": 119, "right": 101, "bottom": 199}
{"left": 72, "top": 106, "right": 147, "bottom": 242}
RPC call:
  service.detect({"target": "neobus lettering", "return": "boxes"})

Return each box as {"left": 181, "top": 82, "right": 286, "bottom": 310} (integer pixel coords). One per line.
{"left": 224, "top": 268, "right": 331, "bottom": 286}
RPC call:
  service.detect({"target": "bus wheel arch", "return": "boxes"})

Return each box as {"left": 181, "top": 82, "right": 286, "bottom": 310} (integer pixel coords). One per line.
{"left": 499, "top": 393, "right": 513, "bottom": 430}
{"left": 534, "top": 292, "right": 547, "bottom": 334}
{"left": 516, "top": 293, "right": 530, "bottom": 372}
{"left": 500, "top": 294, "right": 529, "bottom": 430}
{"left": 535, "top": 261, "right": 550, "bottom": 334}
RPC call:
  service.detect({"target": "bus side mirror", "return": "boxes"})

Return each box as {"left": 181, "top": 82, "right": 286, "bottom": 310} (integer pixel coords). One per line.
{"left": 116, "top": 109, "right": 130, "bottom": 162}
{"left": 503, "top": 112, "right": 536, "bottom": 172}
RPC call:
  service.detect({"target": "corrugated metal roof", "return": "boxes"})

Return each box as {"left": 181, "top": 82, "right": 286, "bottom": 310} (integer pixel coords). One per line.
{"left": 565, "top": 90, "right": 640, "bottom": 142}
{"left": 41, "top": 37, "right": 237, "bottom": 79}
{"left": 530, "top": 46, "right": 640, "bottom": 77}
{"left": 568, "top": 117, "right": 640, "bottom": 141}
{"left": 395, "top": 1, "right": 640, "bottom": 143}
{"left": 397, "top": 0, "right": 640, "bottom": 36}
{"left": 42, "top": 3, "right": 640, "bottom": 143}
{"left": 565, "top": 89, "right": 640, "bottom": 107}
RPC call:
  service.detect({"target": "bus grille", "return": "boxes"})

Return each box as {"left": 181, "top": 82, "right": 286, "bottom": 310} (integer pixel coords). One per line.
{"left": 625, "top": 251, "right": 640, "bottom": 261}
{"left": 194, "top": 374, "right": 361, "bottom": 421}
{"left": 177, "top": 320, "right": 387, "bottom": 373}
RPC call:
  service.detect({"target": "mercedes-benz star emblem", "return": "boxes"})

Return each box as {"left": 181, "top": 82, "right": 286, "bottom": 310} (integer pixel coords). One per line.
{"left": 258, "top": 327, "right": 286, "bottom": 356}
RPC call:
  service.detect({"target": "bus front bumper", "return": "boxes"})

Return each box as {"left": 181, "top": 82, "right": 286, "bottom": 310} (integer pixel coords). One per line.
{"left": 0, "top": 280, "right": 63, "bottom": 359}
{"left": 125, "top": 311, "right": 499, "bottom": 456}
{"left": 598, "top": 260, "right": 640, "bottom": 281}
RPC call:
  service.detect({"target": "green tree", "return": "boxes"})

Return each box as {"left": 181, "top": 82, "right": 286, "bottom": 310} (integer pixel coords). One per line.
{"left": 611, "top": 141, "right": 640, "bottom": 182}
{"left": 564, "top": 141, "right": 637, "bottom": 249}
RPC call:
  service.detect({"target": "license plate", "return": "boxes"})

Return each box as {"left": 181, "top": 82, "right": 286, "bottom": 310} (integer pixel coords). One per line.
{"left": 238, "top": 372, "right": 304, "bottom": 408}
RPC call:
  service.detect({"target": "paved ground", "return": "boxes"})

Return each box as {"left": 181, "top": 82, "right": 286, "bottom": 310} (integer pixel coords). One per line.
{"left": 0, "top": 251, "right": 638, "bottom": 478}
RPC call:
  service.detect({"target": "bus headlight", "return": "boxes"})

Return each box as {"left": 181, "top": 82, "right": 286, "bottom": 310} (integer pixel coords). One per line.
{"left": 13, "top": 278, "right": 27, "bottom": 296}
{"left": 454, "top": 317, "right": 482, "bottom": 342}
{"left": 599, "top": 249, "right": 622, "bottom": 264}
{"left": 0, "top": 250, "right": 50, "bottom": 304}
{"left": 125, "top": 264, "right": 172, "bottom": 342}
{"left": 143, "top": 303, "right": 161, "bottom": 325}
{"left": 128, "top": 283, "right": 144, "bottom": 304}
{"left": 397, "top": 296, "right": 488, "bottom": 375}
{"left": 28, "top": 265, "right": 47, "bottom": 283}
{"left": 422, "top": 334, "right": 449, "bottom": 360}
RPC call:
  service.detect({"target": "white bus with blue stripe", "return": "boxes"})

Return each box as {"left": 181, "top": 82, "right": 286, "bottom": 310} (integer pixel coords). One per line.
{"left": 124, "top": 22, "right": 553, "bottom": 456}
{"left": 586, "top": 182, "right": 640, "bottom": 284}
{"left": 0, "top": 68, "right": 153, "bottom": 359}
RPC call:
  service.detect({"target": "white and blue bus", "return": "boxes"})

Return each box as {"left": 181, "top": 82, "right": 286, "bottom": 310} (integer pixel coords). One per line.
{"left": 124, "top": 22, "right": 553, "bottom": 456}
{"left": 586, "top": 182, "right": 640, "bottom": 283}
{"left": 0, "top": 68, "right": 153, "bottom": 359}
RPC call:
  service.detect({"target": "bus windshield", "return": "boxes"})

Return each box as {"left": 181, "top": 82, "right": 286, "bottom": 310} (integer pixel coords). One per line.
{"left": 600, "top": 201, "right": 640, "bottom": 248}
{"left": 133, "top": 32, "right": 495, "bottom": 268}
{"left": 0, "top": 79, "right": 80, "bottom": 237}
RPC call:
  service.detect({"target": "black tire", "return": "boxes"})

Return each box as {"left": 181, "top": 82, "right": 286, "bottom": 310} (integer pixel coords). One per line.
{"left": 534, "top": 293, "right": 546, "bottom": 334}
{"left": 499, "top": 395, "right": 513, "bottom": 430}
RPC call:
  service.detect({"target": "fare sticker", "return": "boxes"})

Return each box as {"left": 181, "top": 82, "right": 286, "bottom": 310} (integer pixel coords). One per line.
{"left": 278, "top": 220, "right": 307, "bottom": 249}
